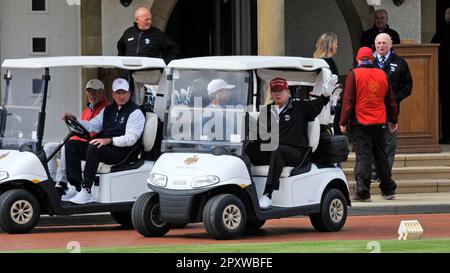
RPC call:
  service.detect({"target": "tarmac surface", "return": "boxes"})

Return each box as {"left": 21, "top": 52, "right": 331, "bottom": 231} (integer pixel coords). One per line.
{"left": 0, "top": 193, "right": 449, "bottom": 252}
{"left": 0, "top": 213, "right": 449, "bottom": 252}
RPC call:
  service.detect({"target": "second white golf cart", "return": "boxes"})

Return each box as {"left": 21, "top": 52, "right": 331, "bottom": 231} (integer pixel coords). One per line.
{"left": 132, "top": 56, "right": 350, "bottom": 239}
{"left": 0, "top": 56, "right": 166, "bottom": 233}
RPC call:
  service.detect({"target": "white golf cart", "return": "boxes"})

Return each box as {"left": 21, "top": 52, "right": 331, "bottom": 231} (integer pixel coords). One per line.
{"left": 132, "top": 56, "right": 351, "bottom": 239}
{"left": 0, "top": 56, "right": 166, "bottom": 234}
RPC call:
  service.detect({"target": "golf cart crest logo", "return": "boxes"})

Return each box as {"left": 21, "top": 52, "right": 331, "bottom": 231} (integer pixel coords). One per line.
{"left": 0, "top": 152, "right": 9, "bottom": 160}
{"left": 184, "top": 155, "right": 199, "bottom": 166}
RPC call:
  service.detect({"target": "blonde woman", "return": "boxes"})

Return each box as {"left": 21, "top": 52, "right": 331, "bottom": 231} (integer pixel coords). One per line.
{"left": 314, "top": 32, "right": 339, "bottom": 76}
{"left": 313, "top": 32, "right": 342, "bottom": 137}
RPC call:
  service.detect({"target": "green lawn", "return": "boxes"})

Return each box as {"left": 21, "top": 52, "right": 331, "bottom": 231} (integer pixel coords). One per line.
{"left": 10, "top": 239, "right": 450, "bottom": 253}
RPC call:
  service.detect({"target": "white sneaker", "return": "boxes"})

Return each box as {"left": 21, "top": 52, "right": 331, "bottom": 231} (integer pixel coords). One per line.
{"left": 258, "top": 194, "right": 272, "bottom": 210}
{"left": 69, "top": 188, "right": 94, "bottom": 204}
{"left": 61, "top": 185, "right": 78, "bottom": 201}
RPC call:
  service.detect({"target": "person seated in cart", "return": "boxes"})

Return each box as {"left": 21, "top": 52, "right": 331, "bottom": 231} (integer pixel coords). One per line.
{"left": 246, "top": 77, "right": 337, "bottom": 209}
{"left": 44, "top": 79, "right": 109, "bottom": 201}
{"left": 200, "top": 79, "right": 236, "bottom": 141}
{"left": 63, "top": 78, "right": 145, "bottom": 204}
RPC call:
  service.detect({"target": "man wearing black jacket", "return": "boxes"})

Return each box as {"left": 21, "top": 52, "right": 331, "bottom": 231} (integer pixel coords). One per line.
{"left": 361, "top": 9, "right": 400, "bottom": 48}
{"left": 372, "top": 33, "right": 412, "bottom": 179}
{"left": 432, "top": 8, "right": 450, "bottom": 143}
{"left": 246, "top": 77, "right": 336, "bottom": 209}
{"left": 117, "top": 7, "right": 179, "bottom": 63}
{"left": 117, "top": 7, "right": 179, "bottom": 105}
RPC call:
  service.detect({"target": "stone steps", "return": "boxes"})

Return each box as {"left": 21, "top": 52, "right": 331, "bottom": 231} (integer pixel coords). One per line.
{"left": 342, "top": 152, "right": 450, "bottom": 193}
{"left": 348, "top": 179, "right": 450, "bottom": 194}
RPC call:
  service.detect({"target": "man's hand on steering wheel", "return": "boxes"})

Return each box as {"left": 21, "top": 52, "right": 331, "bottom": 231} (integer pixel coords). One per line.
{"left": 63, "top": 113, "right": 91, "bottom": 140}
{"left": 62, "top": 112, "right": 75, "bottom": 122}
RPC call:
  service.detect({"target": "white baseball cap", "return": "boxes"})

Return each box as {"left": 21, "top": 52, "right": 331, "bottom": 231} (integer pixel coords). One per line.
{"left": 85, "top": 79, "right": 104, "bottom": 90}
{"left": 112, "top": 78, "right": 130, "bottom": 92}
{"left": 207, "top": 79, "right": 235, "bottom": 96}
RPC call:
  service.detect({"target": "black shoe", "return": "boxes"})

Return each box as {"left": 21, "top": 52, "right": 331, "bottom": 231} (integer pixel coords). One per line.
{"left": 55, "top": 185, "right": 66, "bottom": 199}
{"left": 350, "top": 193, "right": 371, "bottom": 202}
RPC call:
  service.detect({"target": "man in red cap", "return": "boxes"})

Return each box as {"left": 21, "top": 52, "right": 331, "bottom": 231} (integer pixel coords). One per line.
{"left": 247, "top": 76, "right": 335, "bottom": 209}
{"left": 340, "top": 47, "right": 398, "bottom": 202}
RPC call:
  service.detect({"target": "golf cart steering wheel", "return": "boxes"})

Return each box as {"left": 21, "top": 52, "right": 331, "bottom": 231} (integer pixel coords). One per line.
{"left": 65, "top": 115, "right": 91, "bottom": 140}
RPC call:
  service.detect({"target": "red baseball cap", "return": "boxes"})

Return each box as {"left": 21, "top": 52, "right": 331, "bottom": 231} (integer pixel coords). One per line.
{"left": 357, "top": 47, "right": 374, "bottom": 61}
{"left": 270, "top": 77, "right": 289, "bottom": 92}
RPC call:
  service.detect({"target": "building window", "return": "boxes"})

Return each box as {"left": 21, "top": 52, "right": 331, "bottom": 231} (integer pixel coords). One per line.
{"left": 32, "top": 79, "right": 43, "bottom": 94}
{"left": 30, "top": 0, "right": 48, "bottom": 14}
{"left": 30, "top": 35, "right": 49, "bottom": 55}
{"left": 32, "top": 37, "right": 46, "bottom": 52}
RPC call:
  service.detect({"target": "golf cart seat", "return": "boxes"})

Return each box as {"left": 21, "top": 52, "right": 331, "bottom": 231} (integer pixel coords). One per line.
{"left": 251, "top": 117, "right": 320, "bottom": 177}
{"left": 82, "top": 112, "right": 159, "bottom": 174}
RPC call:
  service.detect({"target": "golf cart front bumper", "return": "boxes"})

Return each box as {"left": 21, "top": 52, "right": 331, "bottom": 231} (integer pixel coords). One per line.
{"left": 148, "top": 184, "right": 209, "bottom": 224}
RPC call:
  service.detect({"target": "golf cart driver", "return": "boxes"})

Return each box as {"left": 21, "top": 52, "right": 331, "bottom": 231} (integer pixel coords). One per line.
{"left": 132, "top": 56, "right": 350, "bottom": 240}
{"left": 247, "top": 76, "right": 337, "bottom": 209}
{"left": 44, "top": 79, "right": 109, "bottom": 201}
{"left": 0, "top": 56, "right": 166, "bottom": 234}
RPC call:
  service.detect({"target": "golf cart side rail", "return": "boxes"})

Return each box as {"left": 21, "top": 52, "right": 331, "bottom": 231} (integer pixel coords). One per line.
{"left": 1, "top": 56, "right": 166, "bottom": 70}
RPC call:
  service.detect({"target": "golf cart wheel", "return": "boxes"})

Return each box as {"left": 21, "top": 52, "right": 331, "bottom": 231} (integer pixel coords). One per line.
{"left": 110, "top": 211, "right": 133, "bottom": 228}
{"left": 0, "top": 189, "right": 41, "bottom": 234}
{"left": 202, "top": 194, "right": 247, "bottom": 240}
{"left": 309, "top": 188, "right": 347, "bottom": 232}
{"left": 131, "top": 192, "right": 170, "bottom": 237}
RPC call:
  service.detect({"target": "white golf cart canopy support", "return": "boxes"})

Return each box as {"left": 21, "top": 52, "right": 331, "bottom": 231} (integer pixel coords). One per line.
{"left": 168, "top": 56, "right": 329, "bottom": 71}
{"left": 1, "top": 56, "right": 166, "bottom": 70}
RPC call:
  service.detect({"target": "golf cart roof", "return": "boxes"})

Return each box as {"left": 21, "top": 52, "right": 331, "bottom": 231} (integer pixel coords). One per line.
{"left": 1, "top": 56, "right": 166, "bottom": 70}
{"left": 168, "top": 56, "right": 329, "bottom": 71}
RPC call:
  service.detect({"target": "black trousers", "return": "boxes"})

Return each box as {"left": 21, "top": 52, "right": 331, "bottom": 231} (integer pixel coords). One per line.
{"left": 246, "top": 143, "right": 305, "bottom": 197}
{"left": 350, "top": 125, "right": 397, "bottom": 198}
{"left": 65, "top": 140, "right": 133, "bottom": 190}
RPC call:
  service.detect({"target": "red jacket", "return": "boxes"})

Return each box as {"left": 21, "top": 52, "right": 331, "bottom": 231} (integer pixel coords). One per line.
{"left": 340, "top": 64, "right": 398, "bottom": 127}
{"left": 71, "top": 99, "right": 109, "bottom": 142}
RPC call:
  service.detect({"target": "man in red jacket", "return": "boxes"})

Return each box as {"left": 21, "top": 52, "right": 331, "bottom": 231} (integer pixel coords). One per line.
{"left": 340, "top": 47, "right": 398, "bottom": 202}
{"left": 44, "top": 79, "right": 109, "bottom": 201}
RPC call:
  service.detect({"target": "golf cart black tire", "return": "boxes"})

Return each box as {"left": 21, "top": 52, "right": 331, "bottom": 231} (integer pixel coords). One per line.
{"left": 309, "top": 188, "right": 347, "bottom": 232}
{"left": 202, "top": 194, "right": 247, "bottom": 240}
{"left": 110, "top": 211, "right": 133, "bottom": 228}
{"left": 245, "top": 219, "right": 266, "bottom": 232}
{"left": 0, "top": 189, "right": 41, "bottom": 234}
{"left": 131, "top": 192, "right": 170, "bottom": 237}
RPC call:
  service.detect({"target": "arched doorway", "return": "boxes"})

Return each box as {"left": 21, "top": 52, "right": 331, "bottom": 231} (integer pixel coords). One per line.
{"left": 153, "top": 0, "right": 257, "bottom": 58}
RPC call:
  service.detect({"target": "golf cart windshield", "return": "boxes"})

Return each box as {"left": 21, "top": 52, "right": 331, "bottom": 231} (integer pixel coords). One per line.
{"left": 164, "top": 69, "right": 250, "bottom": 154}
{"left": 0, "top": 69, "right": 42, "bottom": 150}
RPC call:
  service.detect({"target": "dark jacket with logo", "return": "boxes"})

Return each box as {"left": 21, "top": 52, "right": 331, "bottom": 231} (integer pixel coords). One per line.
{"left": 97, "top": 100, "right": 141, "bottom": 140}
{"left": 259, "top": 96, "right": 329, "bottom": 150}
{"left": 373, "top": 51, "right": 413, "bottom": 113}
{"left": 117, "top": 23, "right": 179, "bottom": 64}
{"left": 361, "top": 24, "right": 401, "bottom": 48}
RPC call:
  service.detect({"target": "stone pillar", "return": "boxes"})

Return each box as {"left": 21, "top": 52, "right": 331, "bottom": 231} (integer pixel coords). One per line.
{"left": 151, "top": 0, "right": 178, "bottom": 31}
{"left": 81, "top": 0, "right": 110, "bottom": 104}
{"left": 257, "top": 0, "right": 285, "bottom": 56}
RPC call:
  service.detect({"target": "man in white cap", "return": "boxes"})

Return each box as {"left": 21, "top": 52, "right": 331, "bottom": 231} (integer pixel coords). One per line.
{"left": 63, "top": 78, "right": 145, "bottom": 204}
{"left": 199, "top": 79, "right": 236, "bottom": 141}
{"left": 44, "top": 79, "right": 109, "bottom": 200}
{"left": 206, "top": 79, "right": 235, "bottom": 108}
